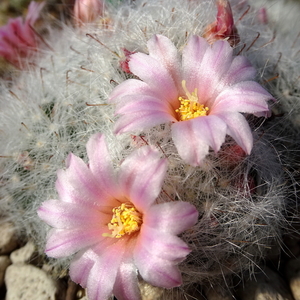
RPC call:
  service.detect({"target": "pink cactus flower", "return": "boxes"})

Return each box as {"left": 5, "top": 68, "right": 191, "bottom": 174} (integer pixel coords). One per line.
{"left": 204, "top": 0, "right": 240, "bottom": 46}
{"left": 74, "top": 0, "right": 104, "bottom": 25}
{"left": 109, "top": 34, "right": 273, "bottom": 166}
{"left": 38, "top": 133, "right": 198, "bottom": 300}
{"left": 0, "top": 1, "right": 45, "bottom": 68}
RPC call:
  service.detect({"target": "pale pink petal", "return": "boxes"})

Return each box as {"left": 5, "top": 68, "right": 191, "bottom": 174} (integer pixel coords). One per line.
{"left": 212, "top": 81, "right": 272, "bottom": 115}
{"left": 69, "top": 249, "right": 97, "bottom": 287}
{"left": 86, "top": 133, "right": 120, "bottom": 198}
{"left": 137, "top": 225, "right": 191, "bottom": 262}
{"left": 182, "top": 35, "right": 209, "bottom": 93}
{"left": 134, "top": 244, "right": 182, "bottom": 288}
{"left": 197, "top": 40, "right": 234, "bottom": 105}
{"left": 144, "top": 202, "right": 198, "bottom": 235}
{"left": 86, "top": 241, "right": 127, "bottom": 300}
{"left": 115, "top": 95, "right": 174, "bottom": 115}
{"left": 190, "top": 115, "right": 227, "bottom": 152}
{"left": 129, "top": 53, "right": 179, "bottom": 106}
{"left": 222, "top": 55, "right": 256, "bottom": 85}
{"left": 55, "top": 153, "right": 110, "bottom": 205}
{"left": 147, "top": 34, "right": 181, "bottom": 90}
{"left": 45, "top": 227, "right": 106, "bottom": 258}
{"left": 37, "top": 200, "right": 109, "bottom": 229}
{"left": 109, "top": 79, "right": 162, "bottom": 102}
{"left": 172, "top": 121, "right": 209, "bottom": 166}
{"left": 118, "top": 146, "right": 167, "bottom": 211}
{"left": 113, "top": 257, "right": 141, "bottom": 300}
{"left": 216, "top": 112, "right": 253, "bottom": 154}
{"left": 114, "top": 110, "right": 174, "bottom": 134}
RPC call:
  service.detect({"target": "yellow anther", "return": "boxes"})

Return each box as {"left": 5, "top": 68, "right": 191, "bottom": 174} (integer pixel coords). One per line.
{"left": 103, "top": 202, "right": 142, "bottom": 238}
{"left": 176, "top": 80, "right": 209, "bottom": 121}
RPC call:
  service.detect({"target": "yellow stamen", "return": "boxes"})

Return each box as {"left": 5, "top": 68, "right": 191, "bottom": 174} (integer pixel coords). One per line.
{"left": 175, "top": 80, "right": 209, "bottom": 121}
{"left": 103, "top": 202, "right": 142, "bottom": 238}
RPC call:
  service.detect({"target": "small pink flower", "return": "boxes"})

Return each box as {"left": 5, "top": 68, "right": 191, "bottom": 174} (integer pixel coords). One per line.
{"left": 0, "top": 1, "right": 45, "bottom": 68}
{"left": 203, "top": 0, "right": 240, "bottom": 46}
{"left": 74, "top": 0, "right": 104, "bottom": 25}
{"left": 38, "top": 133, "right": 198, "bottom": 300}
{"left": 109, "top": 35, "right": 273, "bottom": 166}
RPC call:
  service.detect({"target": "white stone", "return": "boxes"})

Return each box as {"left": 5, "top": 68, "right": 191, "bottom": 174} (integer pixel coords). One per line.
{"left": 10, "top": 241, "right": 35, "bottom": 264}
{"left": 5, "top": 263, "right": 65, "bottom": 300}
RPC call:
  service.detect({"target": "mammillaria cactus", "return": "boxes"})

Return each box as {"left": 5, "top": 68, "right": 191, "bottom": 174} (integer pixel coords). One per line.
{"left": 0, "top": 0, "right": 299, "bottom": 299}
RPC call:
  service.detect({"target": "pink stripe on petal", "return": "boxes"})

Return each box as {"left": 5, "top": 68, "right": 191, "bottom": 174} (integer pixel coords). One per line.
{"left": 109, "top": 79, "right": 161, "bottom": 102}
{"left": 56, "top": 153, "right": 110, "bottom": 205}
{"left": 116, "top": 95, "right": 173, "bottom": 115}
{"left": 86, "top": 241, "right": 127, "bottom": 300}
{"left": 172, "top": 121, "right": 209, "bottom": 166}
{"left": 37, "top": 200, "right": 108, "bottom": 229}
{"left": 69, "top": 249, "right": 98, "bottom": 287}
{"left": 182, "top": 35, "right": 209, "bottom": 93}
{"left": 86, "top": 133, "right": 120, "bottom": 199}
{"left": 69, "top": 237, "right": 117, "bottom": 287}
{"left": 134, "top": 245, "right": 182, "bottom": 288}
{"left": 129, "top": 53, "right": 178, "bottom": 104}
{"left": 113, "top": 257, "right": 141, "bottom": 300}
{"left": 45, "top": 227, "right": 105, "bottom": 258}
{"left": 222, "top": 55, "right": 256, "bottom": 85}
{"left": 190, "top": 115, "right": 227, "bottom": 152}
{"left": 114, "top": 110, "right": 175, "bottom": 134}
{"left": 118, "top": 146, "right": 167, "bottom": 211}
{"left": 216, "top": 112, "right": 253, "bottom": 154}
{"left": 197, "top": 40, "right": 233, "bottom": 104}
{"left": 137, "top": 225, "right": 191, "bottom": 262}
{"left": 212, "top": 81, "right": 271, "bottom": 114}
{"left": 144, "top": 202, "right": 198, "bottom": 235}
{"left": 147, "top": 35, "right": 181, "bottom": 90}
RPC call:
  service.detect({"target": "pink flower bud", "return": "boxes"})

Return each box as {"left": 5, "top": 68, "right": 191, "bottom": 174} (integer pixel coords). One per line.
{"left": 204, "top": 0, "right": 240, "bottom": 47}
{"left": 74, "top": 0, "right": 104, "bottom": 25}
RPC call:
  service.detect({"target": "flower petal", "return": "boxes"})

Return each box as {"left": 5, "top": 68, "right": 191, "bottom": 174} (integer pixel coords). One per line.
{"left": 85, "top": 241, "right": 127, "bottom": 300}
{"left": 134, "top": 240, "right": 183, "bottom": 288}
{"left": 197, "top": 40, "right": 234, "bottom": 105}
{"left": 109, "top": 79, "right": 161, "bottom": 103}
{"left": 118, "top": 146, "right": 167, "bottom": 211}
{"left": 115, "top": 95, "right": 174, "bottom": 115}
{"left": 172, "top": 121, "right": 209, "bottom": 166}
{"left": 86, "top": 133, "right": 120, "bottom": 198}
{"left": 212, "top": 81, "right": 272, "bottom": 115}
{"left": 45, "top": 227, "right": 106, "bottom": 258}
{"left": 147, "top": 34, "right": 181, "bottom": 90}
{"left": 69, "top": 249, "right": 98, "bottom": 287}
{"left": 114, "top": 110, "right": 174, "bottom": 134}
{"left": 216, "top": 112, "right": 253, "bottom": 154}
{"left": 129, "top": 52, "right": 178, "bottom": 105}
{"left": 182, "top": 35, "right": 209, "bottom": 93}
{"left": 137, "top": 225, "right": 191, "bottom": 262}
{"left": 190, "top": 115, "right": 227, "bottom": 152}
{"left": 37, "top": 200, "right": 109, "bottom": 229}
{"left": 55, "top": 153, "right": 109, "bottom": 205}
{"left": 144, "top": 202, "right": 198, "bottom": 235}
{"left": 222, "top": 55, "right": 256, "bottom": 85}
{"left": 113, "top": 257, "right": 141, "bottom": 300}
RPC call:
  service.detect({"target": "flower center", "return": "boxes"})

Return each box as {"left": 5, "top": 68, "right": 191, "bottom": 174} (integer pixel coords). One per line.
{"left": 103, "top": 202, "right": 142, "bottom": 238}
{"left": 175, "top": 80, "right": 209, "bottom": 121}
